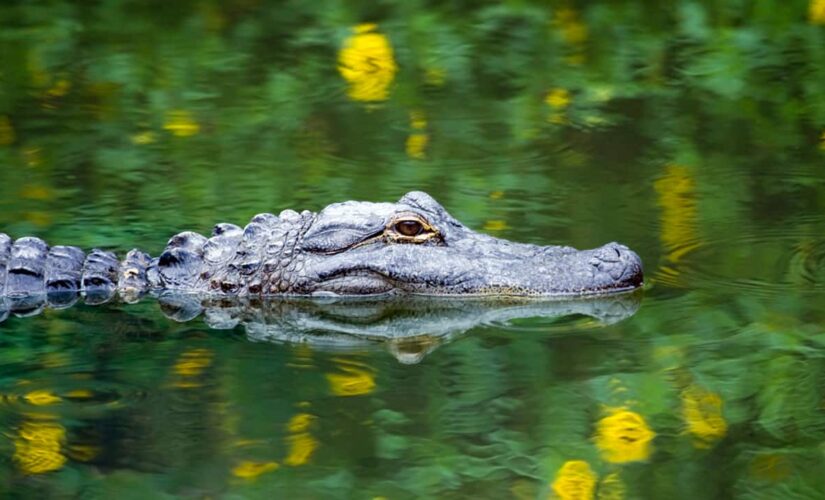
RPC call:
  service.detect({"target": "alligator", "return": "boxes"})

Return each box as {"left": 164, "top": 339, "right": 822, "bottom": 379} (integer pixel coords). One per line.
{"left": 0, "top": 191, "right": 643, "bottom": 318}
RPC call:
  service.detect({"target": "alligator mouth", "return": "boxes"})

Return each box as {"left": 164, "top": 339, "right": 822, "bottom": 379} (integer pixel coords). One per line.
{"left": 314, "top": 269, "right": 397, "bottom": 296}
{"left": 573, "top": 281, "right": 642, "bottom": 296}
{"left": 314, "top": 255, "right": 644, "bottom": 297}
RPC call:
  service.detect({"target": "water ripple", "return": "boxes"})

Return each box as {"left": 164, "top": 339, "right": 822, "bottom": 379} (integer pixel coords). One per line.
{"left": 0, "top": 380, "right": 147, "bottom": 418}
{"left": 651, "top": 228, "right": 825, "bottom": 297}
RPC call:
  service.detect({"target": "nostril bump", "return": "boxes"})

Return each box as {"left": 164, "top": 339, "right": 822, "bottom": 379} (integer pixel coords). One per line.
{"left": 613, "top": 247, "right": 621, "bottom": 258}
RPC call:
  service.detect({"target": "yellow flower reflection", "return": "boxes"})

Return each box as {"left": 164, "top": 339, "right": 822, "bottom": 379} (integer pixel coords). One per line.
{"left": 681, "top": 385, "right": 727, "bottom": 448}
{"left": 593, "top": 409, "right": 655, "bottom": 463}
{"left": 483, "top": 220, "right": 509, "bottom": 232}
{"left": 232, "top": 460, "right": 279, "bottom": 479}
{"left": 174, "top": 348, "right": 213, "bottom": 376}
{"left": 284, "top": 432, "right": 319, "bottom": 466}
{"left": 554, "top": 8, "right": 589, "bottom": 45}
{"left": 65, "top": 389, "right": 94, "bottom": 399}
{"left": 409, "top": 110, "right": 427, "bottom": 130}
{"left": 338, "top": 24, "right": 398, "bottom": 102}
{"left": 653, "top": 164, "right": 702, "bottom": 287}
{"left": 551, "top": 460, "right": 596, "bottom": 500}
{"left": 163, "top": 110, "right": 200, "bottom": 137}
{"left": 406, "top": 110, "right": 429, "bottom": 159}
{"left": 326, "top": 359, "right": 376, "bottom": 396}
{"left": 654, "top": 164, "right": 700, "bottom": 263}
{"left": 14, "top": 421, "right": 66, "bottom": 474}
{"left": 287, "top": 412, "right": 315, "bottom": 433}
{"left": 406, "top": 134, "right": 428, "bottom": 159}
{"left": 810, "top": 0, "right": 825, "bottom": 24}
{"left": 553, "top": 8, "right": 588, "bottom": 65}
{"left": 172, "top": 348, "right": 213, "bottom": 388}
{"left": 24, "top": 390, "right": 62, "bottom": 406}
{"left": 46, "top": 79, "right": 71, "bottom": 97}
{"left": 546, "top": 88, "right": 571, "bottom": 109}
{"left": 131, "top": 131, "right": 156, "bottom": 145}
{"left": 284, "top": 413, "right": 319, "bottom": 466}
{"left": 546, "top": 88, "right": 571, "bottom": 124}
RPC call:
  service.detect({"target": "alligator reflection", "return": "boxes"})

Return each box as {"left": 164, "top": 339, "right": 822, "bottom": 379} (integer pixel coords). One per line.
{"left": 2, "top": 292, "right": 641, "bottom": 363}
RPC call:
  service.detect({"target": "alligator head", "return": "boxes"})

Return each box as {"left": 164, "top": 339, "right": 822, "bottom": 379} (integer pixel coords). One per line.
{"left": 298, "top": 191, "right": 643, "bottom": 297}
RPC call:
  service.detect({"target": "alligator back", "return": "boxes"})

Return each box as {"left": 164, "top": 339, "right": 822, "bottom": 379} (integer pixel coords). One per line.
{"left": 0, "top": 209, "right": 316, "bottom": 314}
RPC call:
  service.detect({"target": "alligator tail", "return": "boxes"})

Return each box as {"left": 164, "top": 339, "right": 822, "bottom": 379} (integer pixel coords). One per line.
{"left": 1, "top": 216, "right": 301, "bottom": 319}
{"left": 0, "top": 233, "right": 157, "bottom": 313}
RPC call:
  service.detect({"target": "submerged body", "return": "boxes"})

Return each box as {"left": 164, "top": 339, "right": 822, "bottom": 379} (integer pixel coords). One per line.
{"left": 0, "top": 192, "right": 643, "bottom": 310}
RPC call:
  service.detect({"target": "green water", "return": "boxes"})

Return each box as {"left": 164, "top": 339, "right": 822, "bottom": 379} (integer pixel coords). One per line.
{"left": 1, "top": 1, "right": 825, "bottom": 498}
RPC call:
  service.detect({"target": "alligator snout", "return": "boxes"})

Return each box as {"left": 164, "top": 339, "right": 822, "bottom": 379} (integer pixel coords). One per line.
{"left": 589, "top": 242, "right": 643, "bottom": 290}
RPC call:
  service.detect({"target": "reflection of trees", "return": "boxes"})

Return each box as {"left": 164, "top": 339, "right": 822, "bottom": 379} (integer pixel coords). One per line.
{"left": 1, "top": 0, "right": 821, "bottom": 252}
{"left": 0, "top": 0, "right": 824, "bottom": 497}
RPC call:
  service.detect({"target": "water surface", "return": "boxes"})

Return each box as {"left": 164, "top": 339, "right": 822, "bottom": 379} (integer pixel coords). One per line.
{"left": 1, "top": 1, "right": 825, "bottom": 498}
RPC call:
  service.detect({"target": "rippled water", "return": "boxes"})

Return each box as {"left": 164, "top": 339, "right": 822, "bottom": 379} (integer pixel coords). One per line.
{"left": 2, "top": 1, "right": 825, "bottom": 498}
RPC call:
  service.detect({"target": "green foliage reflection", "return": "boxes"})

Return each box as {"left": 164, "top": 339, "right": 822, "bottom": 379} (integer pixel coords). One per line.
{"left": 0, "top": 0, "right": 824, "bottom": 498}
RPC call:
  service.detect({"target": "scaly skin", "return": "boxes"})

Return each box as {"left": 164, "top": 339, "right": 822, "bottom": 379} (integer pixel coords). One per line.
{"left": 0, "top": 192, "right": 643, "bottom": 313}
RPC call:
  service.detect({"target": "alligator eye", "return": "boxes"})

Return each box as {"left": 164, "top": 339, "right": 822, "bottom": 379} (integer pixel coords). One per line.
{"left": 395, "top": 220, "right": 424, "bottom": 237}
{"left": 386, "top": 214, "right": 438, "bottom": 243}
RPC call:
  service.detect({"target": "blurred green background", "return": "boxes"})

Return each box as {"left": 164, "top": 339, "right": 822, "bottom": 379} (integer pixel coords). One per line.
{"left": 1, "top": 0, "right": 825, "bottom": 498}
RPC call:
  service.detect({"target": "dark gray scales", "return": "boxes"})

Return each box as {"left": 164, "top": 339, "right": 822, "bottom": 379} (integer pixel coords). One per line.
{"left": 45, "top": 245, "right": 86, "bottom": 308}
{"left": 82, "top": 249, "right": 119, "bottom": 304}
{"left": 157, "top": 231, "right": 208, "bottom": 289}
{"left": 6, "top": 237, "right": 49, "bottom": 298}
{"left": 46, "top": 246, "right": 85, "bottom": 292}
{"left": 0, "top": 233, "right": 10, "bottom": 297}
{"left": 119, "top": 249, "right": 152, "bottom": 303}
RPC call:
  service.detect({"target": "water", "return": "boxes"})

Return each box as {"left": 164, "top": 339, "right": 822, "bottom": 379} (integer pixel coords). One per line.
{"left": 1, "top": 1, "right": 825, "bottom": 498}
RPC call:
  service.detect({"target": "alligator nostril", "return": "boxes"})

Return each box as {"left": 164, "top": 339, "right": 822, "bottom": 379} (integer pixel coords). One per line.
{"left": 613, "top": 247, "right": 622, "bottom": 258}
